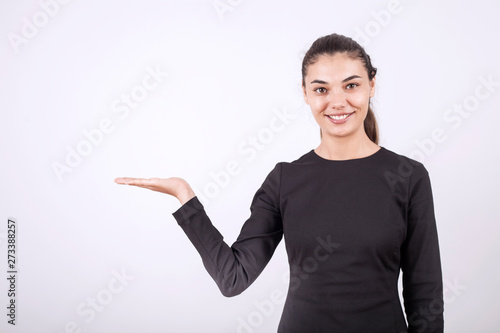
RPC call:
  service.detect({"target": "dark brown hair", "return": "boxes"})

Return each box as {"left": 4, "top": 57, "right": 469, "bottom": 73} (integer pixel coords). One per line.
{"left": 301, "top": 33, "right": 379, "bottom": 144}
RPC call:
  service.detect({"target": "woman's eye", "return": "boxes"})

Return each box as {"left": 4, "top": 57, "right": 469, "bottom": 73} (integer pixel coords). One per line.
{"left": 314, "top": 87, "right": 327, "bottom": 94}
{"left": 346, "top": 83, "right": 358, "bottom": 89}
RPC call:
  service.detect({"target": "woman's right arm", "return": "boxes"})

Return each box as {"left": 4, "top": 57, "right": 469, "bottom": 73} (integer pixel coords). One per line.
{"left": 115, "top": 163, "right": 284, "bottom": 297}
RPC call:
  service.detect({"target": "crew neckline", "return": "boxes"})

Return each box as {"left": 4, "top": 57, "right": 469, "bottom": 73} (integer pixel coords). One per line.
{"left": 310, "top": 146, "right": 385, "bottom": 162}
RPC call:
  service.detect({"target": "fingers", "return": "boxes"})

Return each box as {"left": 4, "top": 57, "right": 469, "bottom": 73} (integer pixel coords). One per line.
{"left": 115, "top": 177, "right": 190, "bottom": 200}
{"left": 114, "top": 177, "right": 152, "bottom": 187}
{"left": 114, "top": 177, "right": 134, "bottom": 185}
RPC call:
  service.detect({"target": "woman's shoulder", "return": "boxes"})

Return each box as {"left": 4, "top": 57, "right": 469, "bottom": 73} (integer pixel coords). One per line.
{"left": 268, "top": 150, "right": 317, "bottom": 171}
{"left": 376, "top": 146, "right": 429, "bottom": 173}
{"left": 289, "top": 149, "right": 317, "bottom": 164}
{"left": 373, "top": 147, "right": 433, "bottom": 193}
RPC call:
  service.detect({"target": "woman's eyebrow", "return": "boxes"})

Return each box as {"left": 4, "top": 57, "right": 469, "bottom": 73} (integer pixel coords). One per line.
{"left": 310, "top": 79, "right": 328, "bottom": 84}
{"left": 310, "top": 75, "right": 362, "bottom": 85}
{"left": 342, "top": 75, "right": 362, "bottom": 82}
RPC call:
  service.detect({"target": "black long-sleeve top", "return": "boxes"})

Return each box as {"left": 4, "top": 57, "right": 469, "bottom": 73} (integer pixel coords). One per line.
{"left": 172, "top": 147, "right": 444, "bottom": 332}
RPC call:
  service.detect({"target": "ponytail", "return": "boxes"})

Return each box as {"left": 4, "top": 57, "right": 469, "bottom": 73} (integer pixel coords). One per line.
{"left": 364, "top": 105, "right": 379, "bottom": 144}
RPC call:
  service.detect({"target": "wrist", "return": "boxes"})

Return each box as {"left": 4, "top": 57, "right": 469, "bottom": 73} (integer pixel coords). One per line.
{"left": 177, "top": 186, "right": 195, "bottom": 205}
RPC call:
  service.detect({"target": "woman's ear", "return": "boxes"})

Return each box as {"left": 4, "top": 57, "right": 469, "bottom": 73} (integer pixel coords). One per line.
{"left": 369, "top": 77, "right": 376, "bottom": 98}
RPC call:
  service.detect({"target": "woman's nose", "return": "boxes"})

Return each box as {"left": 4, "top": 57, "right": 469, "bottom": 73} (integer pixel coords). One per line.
{"left": 328, "top": 90, "right": 346, "bottom": 110}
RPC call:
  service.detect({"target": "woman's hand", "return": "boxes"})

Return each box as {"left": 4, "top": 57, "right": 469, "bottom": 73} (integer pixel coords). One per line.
{"left": 114, "top": 177, "right": 196, "bottom": 205}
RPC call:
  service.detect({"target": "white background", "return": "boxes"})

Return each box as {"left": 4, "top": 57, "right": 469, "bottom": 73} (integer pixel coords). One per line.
{"left": 1, "top": 0, "right": 499, "bottom": 332}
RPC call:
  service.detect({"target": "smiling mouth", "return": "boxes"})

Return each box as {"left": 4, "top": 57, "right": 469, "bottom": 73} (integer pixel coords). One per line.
{"left": 326, "top": 112, "right": 354, "bottom": 120}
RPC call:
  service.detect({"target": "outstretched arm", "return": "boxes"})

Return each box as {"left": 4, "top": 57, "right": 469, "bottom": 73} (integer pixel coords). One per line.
{"left": 115, "top": 164, "right": 283, "bottom": 297}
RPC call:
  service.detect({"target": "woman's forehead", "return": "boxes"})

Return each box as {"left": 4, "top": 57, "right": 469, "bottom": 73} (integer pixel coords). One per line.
{"left": 306, "top": 54, "right": 367, "bottom": 80}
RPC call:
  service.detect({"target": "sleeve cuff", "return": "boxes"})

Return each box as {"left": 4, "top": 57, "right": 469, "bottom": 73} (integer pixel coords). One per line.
{"left": 172, "top": 196, "right": 203, "bottom": 225}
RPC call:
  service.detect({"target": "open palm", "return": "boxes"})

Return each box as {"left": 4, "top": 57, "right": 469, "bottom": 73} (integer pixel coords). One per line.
{"left": 114, "top": 176, "right": 195, "bottom": 205}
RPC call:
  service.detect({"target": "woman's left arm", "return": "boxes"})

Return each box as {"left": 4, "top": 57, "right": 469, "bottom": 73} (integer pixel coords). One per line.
{"left": 401, "top": 162, "right": 444, "bottom": 333}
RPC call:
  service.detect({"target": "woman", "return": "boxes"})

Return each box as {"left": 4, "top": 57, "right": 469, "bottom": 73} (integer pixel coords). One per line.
{"left": 115, "top": 33, "right": 444, "bottom": 332}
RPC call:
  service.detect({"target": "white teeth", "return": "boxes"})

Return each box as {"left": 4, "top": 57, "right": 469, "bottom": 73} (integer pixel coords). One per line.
{"left": 328, "top": 114, "right": 350, "bottom": 120}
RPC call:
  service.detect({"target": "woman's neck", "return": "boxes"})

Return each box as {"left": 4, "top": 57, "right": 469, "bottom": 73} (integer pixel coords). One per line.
{"left": 314, "top": 133, "right": 380, "bottom": 161}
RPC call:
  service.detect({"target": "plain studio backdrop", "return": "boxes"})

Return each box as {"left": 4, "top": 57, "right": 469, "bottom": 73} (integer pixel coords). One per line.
{"left": 1, "top": 0, "right": 499, "bottom": 332}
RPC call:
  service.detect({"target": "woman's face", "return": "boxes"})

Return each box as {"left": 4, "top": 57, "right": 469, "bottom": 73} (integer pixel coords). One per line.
{"left": 303, "top": 53, "right": 375, "bottom": 141}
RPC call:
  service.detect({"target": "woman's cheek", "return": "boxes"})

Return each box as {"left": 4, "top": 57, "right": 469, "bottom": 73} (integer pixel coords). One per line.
{"left": 311, "top": 98, "right": 328, "bottom": 114}
{"left": 346, "top": 95, "right": 366, "bottom": 112}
